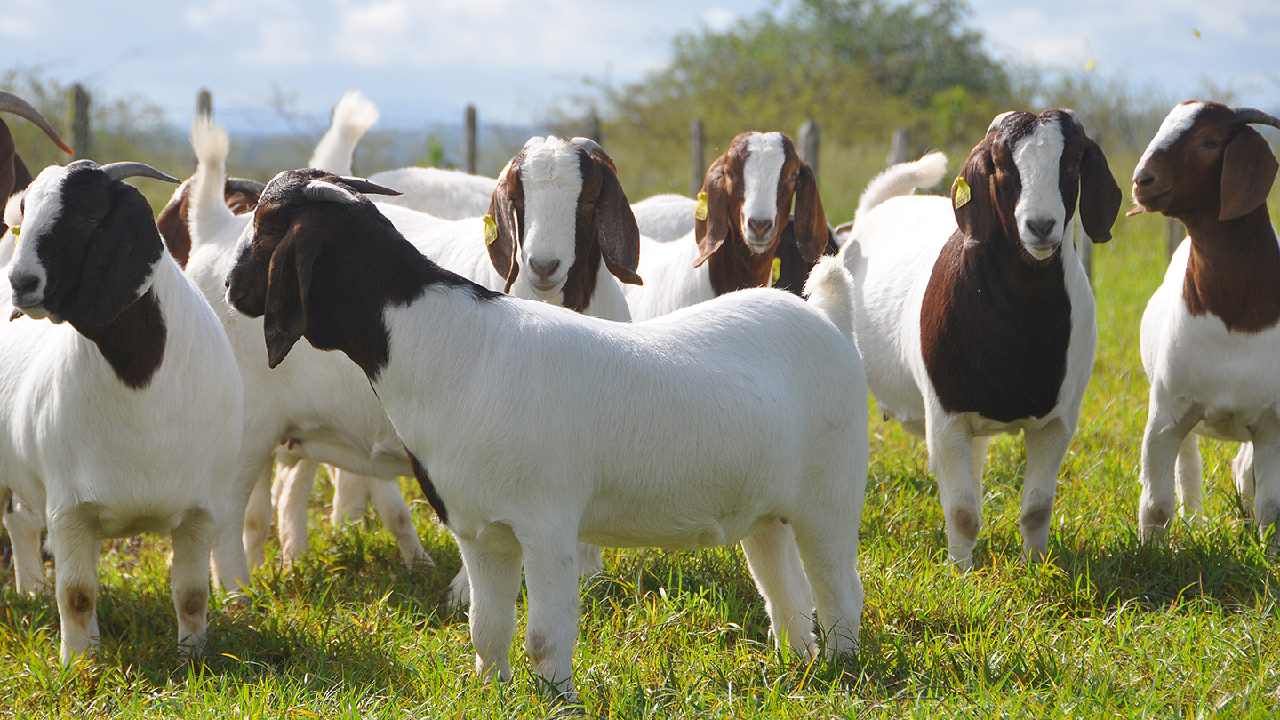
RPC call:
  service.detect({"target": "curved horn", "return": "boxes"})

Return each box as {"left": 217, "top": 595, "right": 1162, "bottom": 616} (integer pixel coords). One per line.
{"left": 100, "top": 161, "right": 179, "bottom": 184}
{"left": 0, "top": 91, "right": 74, "bottom": 155}
{"left": 302, "top": 179, "right": 359, "bottom": 204}
{"left": 335, "top": 176, "right": 401, "bottom": 196}
{"left": 570, "top": 136, "right": 604, "bottom": 154}
{"left": 1234, "top": 107, "right": 1280, "bottom": 129}
{"left": 225, "top": 178, "right": 266, "bottom": 196}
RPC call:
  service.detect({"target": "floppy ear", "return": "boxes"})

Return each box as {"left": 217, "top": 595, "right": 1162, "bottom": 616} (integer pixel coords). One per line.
{"left": 61, "top": 183, "right": 163, "bottom": 331}
{"left": 486, "top": 160, "right": 523, "bottom": 291}
{"left": 593, "top": 164, "right": 642, "bottom": 285}
{"left": 1077, "top": 135, "right": 1123, "bottom": 243}
{"left": 953, "top": 137, "right": 998, "bottom": 240}
{"left": 1219, "top": 126, "right": 1278, "bottom": 221}
{"left": 264, "top": 222, "right": 321, "bottom": 369}
{"left": 156, "top": 182, "right": 193, "bottom": 267}
{"left": 693, "top": 156, "right": 732, "bottom": 267}
{"left": 792, "top": 161, "right": 828, "bottom": 262}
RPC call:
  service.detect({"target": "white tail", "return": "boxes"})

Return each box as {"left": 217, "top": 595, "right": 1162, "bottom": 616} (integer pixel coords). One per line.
{"left": 854, "top": 151, "right": 948, "bottom": 223}
{"left": 804, "top": 256, "right": 855, "bottom": 342}
{"left": 308, "top": 90, "right": 379, "bottom": 175}
{"left": 189, "top": 116, "right": 235, "bottom": 249}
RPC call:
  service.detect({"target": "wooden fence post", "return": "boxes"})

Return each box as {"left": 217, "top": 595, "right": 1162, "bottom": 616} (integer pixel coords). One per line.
{"left": 68, "top": 83, "right": 91, "bottom": 161}
{"left": 798, "top": 118, "right": 819, "bottom": 178}
{"left": 464, "top": 104, "right": 477, "bottom": 174}
{"left": 196, "top": 88, "right": 212, "bottom": 119}
{"left": 887, "top": 128, "right": 910, "bottom": 165}
{"left": 690, "top": 118, "right": 705, "bottom": 196}
{"left": 588, "top": 107, "right": 602, "bottom": 145}
{"left": 1166, "top": 217, "right": 1184, "bottom": 257}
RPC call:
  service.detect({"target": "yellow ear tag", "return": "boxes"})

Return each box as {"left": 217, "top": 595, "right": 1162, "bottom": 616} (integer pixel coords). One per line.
{"left": 694, "top": 191, "right": 709, "bottom": 222}
{"left": 951, "top": 176, "right": 971, "bottom": 210}
{"left": 482, "top": 214, "right": 498, "bottom": 246}
{"left": 9, "top": 226, "right": 18, "bottom": 241}
{"left": 770, "top": 257, "right": 781, "bottom": 287}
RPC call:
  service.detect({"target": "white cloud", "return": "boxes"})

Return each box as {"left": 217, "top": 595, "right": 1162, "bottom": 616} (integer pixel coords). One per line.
{"left": 702, "top": 7, "right": 738, "bottom": 32}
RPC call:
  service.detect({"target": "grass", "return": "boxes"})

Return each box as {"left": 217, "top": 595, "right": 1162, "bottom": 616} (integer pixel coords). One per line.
{"left": 3, "top": 210, "right": 1280, "bottom": 718}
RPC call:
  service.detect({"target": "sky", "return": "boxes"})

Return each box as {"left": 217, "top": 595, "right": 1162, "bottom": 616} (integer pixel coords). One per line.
{"left": 0, "top": 0, "right": 1277, "bottom": 133}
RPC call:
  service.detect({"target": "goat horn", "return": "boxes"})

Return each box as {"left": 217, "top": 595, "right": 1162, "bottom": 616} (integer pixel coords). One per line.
{"left": 100, "top": 162, "right": 179, "bottom": 184}
{"left": 0, "top": 91, "right": 74, "bottom": 155}
{"left": 335, "top": 176, "right": 401, "bottom": 197}
{"left": 1234, "top": 107, "right": 1280, "bottom": 129}
{"left": 302, "top": 179, "right": 359, "bottom": 204}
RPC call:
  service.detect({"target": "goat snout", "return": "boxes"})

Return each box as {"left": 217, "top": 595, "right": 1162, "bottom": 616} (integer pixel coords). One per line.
{"left": 527, "top": 257, "right": 562, "bottom": 290}
{"left": 9, "top": 272, "right": 44, "bottom": 313}
{"left": 745, "top": 216, "right": 775, "bottom": 250}
{"left": 1026, "top": 218, "right": 1056, "bottom": 241}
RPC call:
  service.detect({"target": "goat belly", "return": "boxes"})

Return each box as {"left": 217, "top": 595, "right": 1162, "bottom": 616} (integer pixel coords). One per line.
{"left": 920, "top": 232, "right": 1071, "bottom": 422}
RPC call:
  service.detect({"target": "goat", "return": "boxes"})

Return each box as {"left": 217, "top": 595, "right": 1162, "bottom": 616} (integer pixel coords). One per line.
{"left": 0, "top": 91, "right": 73, "bottom": 235}
{"left": 1130, "top": 101, "right": 1280, "bottom": 545}
{"left": 624, "top": 131, "right": 828, "bottom": 319}
{"left": 841, "top": 111, "right": 1122, "bottom": 568}
{"left": 186, "top": 127, "right": 640, "bottom": 603}
{"left": 224, "top": 168, "right": 867, "bottom": 699}
{"left": 0, "top": 160, "right": 245, "bottom": 661}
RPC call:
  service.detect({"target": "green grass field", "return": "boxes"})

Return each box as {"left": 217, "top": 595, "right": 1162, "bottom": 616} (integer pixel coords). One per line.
{"left": 2, "top": 211, "right": 1279, "bottom": 718}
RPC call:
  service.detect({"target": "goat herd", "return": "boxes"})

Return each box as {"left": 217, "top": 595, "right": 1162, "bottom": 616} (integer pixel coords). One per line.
{"left": 0, "top": 88, "right": 1276, "bottom": 699}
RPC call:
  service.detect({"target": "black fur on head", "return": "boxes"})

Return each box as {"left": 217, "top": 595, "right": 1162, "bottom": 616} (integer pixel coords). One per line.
{"left": 19, "top": 160, "right": 168, "bottom": 333}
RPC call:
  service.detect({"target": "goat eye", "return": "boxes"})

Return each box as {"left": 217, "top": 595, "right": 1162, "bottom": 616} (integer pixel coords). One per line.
{"left": 1201, "top": 140, "right": 1220, "bottom": 150}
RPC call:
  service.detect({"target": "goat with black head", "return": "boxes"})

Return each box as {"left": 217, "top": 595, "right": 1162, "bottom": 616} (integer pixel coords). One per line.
{"left": 840, "top": 109, "right": 1122, "bottom": 569}
{"left": 1, "top": 158, "right": 246, "bottom": 662}
{"left": 625, "top": 131, "right": 828, "bottom": 320}
{"left": 1131, "top": 101, "right": 1280, "bottom": 546}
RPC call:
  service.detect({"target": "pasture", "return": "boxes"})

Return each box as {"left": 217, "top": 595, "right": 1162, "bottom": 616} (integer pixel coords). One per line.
{"left": 2, "top": 208, "right": 1277, "bottom": 718}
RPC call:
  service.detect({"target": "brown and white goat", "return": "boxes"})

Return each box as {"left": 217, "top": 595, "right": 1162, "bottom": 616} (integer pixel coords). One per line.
{"left": 624, "top": 131, "right": 828, "bottom": 319}
{"left": 1132, "top": 101, "right": 1280, "bottom": 545}
{"left": 841, "top": 110, "right": 1122, "bottom": 568}
{"left": 0, "top": 91, "right": 73, "bottom": 235}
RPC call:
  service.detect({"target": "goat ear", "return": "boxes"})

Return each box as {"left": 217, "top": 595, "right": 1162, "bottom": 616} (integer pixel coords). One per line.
{"left": 1078, "top": 135, "right": 1123, "bottom": 243}
{"left": 593, "top": 164, "right": 643, "bottom": 285}
{"left": 156, "top": 182, "right": 193, "bottom": 267}
{"left": 486, "top": 161, "right": 522, "bottom": 291}
{"left": 60, "top": 183, "right": 163, "bottom": 331}
{"left": 1219, "top": 126, "right": 1278, "bottom": 221}
{"left": 264, "top": 222, "right": 321, "bottom": 369}
{"left": 693, "top": 156, "right": 732, "bottom": 267}
{"left": 792, "top": 161, "right": 829, "bottom": 262}
{"left": 953, "top": 137, "right": 997, "bottom": 239}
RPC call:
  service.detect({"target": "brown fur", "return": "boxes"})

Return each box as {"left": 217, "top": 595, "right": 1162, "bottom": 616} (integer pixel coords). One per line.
{"left": 693, "top": 132, "right": 828, "bottom": 295}
{"left": 82, "top": 289, "right": 167, "bottom": 389}
{"left": 156, "top": 179, "right": 262, "bottom": 267}
{"left": 922, "top": 111, "right": 1120, "bottom": 422}
{"left": 1133, "top": 101, "right": 1280, "bottom": 333}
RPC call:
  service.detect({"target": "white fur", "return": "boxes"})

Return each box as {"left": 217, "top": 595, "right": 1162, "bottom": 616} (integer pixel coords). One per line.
{"left": 1138, "top": 240, "right": 1280, "bottom": 537}
{"left": 1012, "top": 122, "right": 1068, "bottom": 257}
{"left": 368, "top": 166, "right": 496, "bottom": 220}
{"left": 0, "top": 165, "right": 245, "bottom": 662}
{"left": 1137, "top": 101, "right": 1205, "bottom": 170}
{"left": 741, "top": 132, "right": 786, "bottom": 250}
{"left": 307, "top": 90, "right": 380, "bottom": 175}
{"left": 352, "top": 253, "right": 867, "bottom": 695}
{"left": 852, "top": 150, "right": 948, "bottom": 228}
{"left": 632, "top": 193, "right": 695, "bottom": 243}
{"left": 512, "top": 137, "right": 584, "bottom": 294}
{"left": 840, "top": 151, "right": 1096, "bottom": 569}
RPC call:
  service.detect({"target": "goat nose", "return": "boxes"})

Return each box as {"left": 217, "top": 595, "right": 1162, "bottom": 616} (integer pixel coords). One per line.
{"left": 528, "top": 257, "right": 560, "bottom": 278}
{"left": 747, "top": 217, "right": 774, "bottom": 238}
{"left": 1026, "top": 218, "right": 1056, "bottom": 240}
{"left": 9, "top": 272, "right": 40, "bottom": 297}
{"left": 1134, "top": 170, "right": 1156, "bottom": 188}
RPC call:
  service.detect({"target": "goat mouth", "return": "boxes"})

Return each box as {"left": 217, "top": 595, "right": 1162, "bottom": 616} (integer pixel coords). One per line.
{"left": 530, "top": 279, "right": 562, "bottom": 293}
{"left": 1130, "top": 187, "right": 1170, "bottom": 212}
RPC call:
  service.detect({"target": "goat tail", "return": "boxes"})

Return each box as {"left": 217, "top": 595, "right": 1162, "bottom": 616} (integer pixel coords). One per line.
{"left": 189, "top": 115, "right": 235, "bottom": 246}
{"left": 308, "top": 90, "right": 379, "bottom": 175}
{"left": 804, "top": 256, "right": 856, "bottom": 342}
{"left": 854, "top": 150, "right": 948, "bottom": 221}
